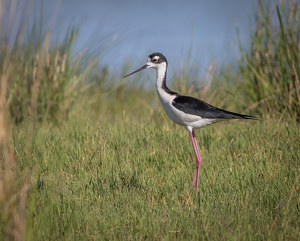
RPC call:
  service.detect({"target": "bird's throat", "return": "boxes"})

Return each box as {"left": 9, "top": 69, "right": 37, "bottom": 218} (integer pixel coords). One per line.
{"left": 155, "top": 63, "right": 177, "bottom": 95}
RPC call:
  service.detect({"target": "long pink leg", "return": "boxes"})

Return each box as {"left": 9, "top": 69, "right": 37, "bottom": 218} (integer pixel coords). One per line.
{"left": 189, "top": 130, "right": 202, "bottom": 192}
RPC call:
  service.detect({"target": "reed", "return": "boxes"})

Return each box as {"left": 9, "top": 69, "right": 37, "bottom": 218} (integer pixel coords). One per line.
{"left": 237, "top": 0, "right": 300, "bottom": 120}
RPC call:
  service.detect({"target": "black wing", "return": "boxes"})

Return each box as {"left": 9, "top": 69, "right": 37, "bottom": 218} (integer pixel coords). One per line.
{"left": 172, "top": 95, "right": 256, "bottom": 119}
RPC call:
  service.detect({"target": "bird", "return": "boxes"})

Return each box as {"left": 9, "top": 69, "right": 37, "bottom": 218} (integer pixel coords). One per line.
{"left": 123, "top": 52, "right": 256, "bottom": 193}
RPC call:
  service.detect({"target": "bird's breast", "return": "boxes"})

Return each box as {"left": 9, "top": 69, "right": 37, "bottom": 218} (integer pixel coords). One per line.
{"left": 156, "top": 89, "right": 187, "bottom": 126}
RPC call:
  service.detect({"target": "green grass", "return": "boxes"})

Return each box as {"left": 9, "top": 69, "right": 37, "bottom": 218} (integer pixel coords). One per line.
{"left": 237, "top": 1, "right": 300, "bottom": 120}
{"left": 1, "top": 0, "right": 300, "bottom": 240}
{"left": 12, "top": 115, "right": 299, "bottom": 240}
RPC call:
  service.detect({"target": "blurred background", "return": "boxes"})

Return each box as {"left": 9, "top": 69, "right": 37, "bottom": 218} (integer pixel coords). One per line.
{"left": 1, "top": 0, "right": 298, "bottom": 131}
{"left": 37, "top": 0, "right": 256, "bottom": 71}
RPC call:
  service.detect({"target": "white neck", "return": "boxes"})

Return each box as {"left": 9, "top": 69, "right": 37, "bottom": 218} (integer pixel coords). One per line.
{"left": 155, "top": 62, "right": 167, "bottom": 90}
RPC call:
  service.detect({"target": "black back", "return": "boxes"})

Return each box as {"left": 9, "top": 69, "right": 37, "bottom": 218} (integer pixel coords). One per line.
{"left": 172, "top": 95, "right": 256, "bottom": 119}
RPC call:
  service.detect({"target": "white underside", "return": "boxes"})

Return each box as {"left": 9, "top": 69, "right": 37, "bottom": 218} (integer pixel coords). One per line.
{"left": 156, "top": 88, "right": 222, "bottom": 132}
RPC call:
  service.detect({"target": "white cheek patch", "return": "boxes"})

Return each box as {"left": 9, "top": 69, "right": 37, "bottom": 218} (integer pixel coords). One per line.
{"left": 147, "top": 62, "right": 154, "bottom": 68}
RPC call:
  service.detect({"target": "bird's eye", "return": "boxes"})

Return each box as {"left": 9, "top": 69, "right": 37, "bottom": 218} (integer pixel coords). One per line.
{"left": 153, "top": 58, "right": 158, "bottom": 62}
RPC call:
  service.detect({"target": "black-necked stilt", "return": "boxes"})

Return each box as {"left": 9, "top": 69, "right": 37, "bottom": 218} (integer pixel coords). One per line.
{"left": 123, "top": 52, "right": 256, "bottom": 193}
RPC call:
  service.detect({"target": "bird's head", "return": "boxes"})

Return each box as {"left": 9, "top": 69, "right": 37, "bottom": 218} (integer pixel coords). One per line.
{"left": 123, "top": 52, "right": 168, "bottom": 78}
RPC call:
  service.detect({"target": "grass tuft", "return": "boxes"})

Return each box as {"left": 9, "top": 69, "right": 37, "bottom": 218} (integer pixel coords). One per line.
{"left": 237, "top": 0, "right": 300, "bottom": 120}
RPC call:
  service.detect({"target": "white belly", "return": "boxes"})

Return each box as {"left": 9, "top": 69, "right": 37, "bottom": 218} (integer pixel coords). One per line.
{"left": 157, "top": 89, "right": 221, "bottom": 130}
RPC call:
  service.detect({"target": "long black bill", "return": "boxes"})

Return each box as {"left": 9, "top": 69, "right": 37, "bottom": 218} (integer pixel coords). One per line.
{"left": 123, "top": 64, "right": 148, "bottom": 78}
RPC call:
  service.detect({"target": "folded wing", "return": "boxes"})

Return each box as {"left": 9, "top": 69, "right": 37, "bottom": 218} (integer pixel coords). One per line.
{"left": 172, "top": 95, "right": 256, "bottom": 120}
